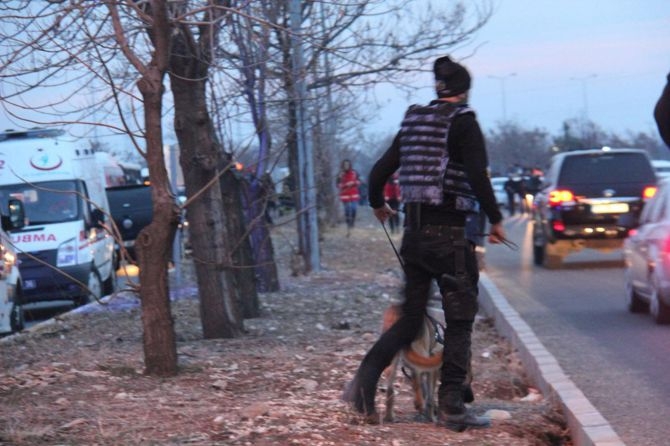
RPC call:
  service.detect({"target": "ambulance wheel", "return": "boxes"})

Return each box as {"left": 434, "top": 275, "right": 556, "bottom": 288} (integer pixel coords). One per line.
{"left": 10, "top": 302, "right": 24, "bottom": 333}
{"left": 76, "top": 270, "right": 102, "bottom": 306}
{"left": 103, "top": 261, "right": 117, "bottom": 296}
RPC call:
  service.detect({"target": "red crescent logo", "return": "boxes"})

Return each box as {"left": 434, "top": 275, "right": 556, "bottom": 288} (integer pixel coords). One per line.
{"left": 30, "top": 152, "right": 63, "bottom": 171}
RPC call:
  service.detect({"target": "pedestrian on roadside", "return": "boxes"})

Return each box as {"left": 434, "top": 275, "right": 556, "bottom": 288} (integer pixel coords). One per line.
{"left": 503, "top": 175, "right": 517, "bottom": 216}
{"left": 337, "top": 159, "right": 361, "bottom": 236}
{"left": 383, "top": 172, "right": 402, "bottom": 233}
{"left": 655, "top": 71, "right": 670, "bottom": 148}
{"left": 342, "top": 55, "right": 505, "bottom": 431}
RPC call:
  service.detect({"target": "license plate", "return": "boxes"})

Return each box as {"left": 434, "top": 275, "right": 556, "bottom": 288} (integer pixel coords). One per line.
{"left": 24, "top": 279, "right": 36, "bottom": 290}
{"left": 591, "top": 203, "right": 629, "bottom": 214}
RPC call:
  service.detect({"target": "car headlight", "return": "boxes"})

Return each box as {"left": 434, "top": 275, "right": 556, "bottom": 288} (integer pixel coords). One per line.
{"left": 0, "top": 244, "right": 13, "bottom": 278}
{"left": 57, "top": 237, "right": 78, "bottom": 267}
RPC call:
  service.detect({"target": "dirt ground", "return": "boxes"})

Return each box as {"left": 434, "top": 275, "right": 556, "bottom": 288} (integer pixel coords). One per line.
{"left": 0, "top": 208, "right": 571, "bottom": 445}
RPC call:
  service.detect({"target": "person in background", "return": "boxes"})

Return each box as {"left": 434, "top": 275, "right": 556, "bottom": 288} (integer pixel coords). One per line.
{"left": 342, "top": 55, "right": 505, "bottom": 431}
{"left": 259, "top": 171, "right": 276, "bottom": 224}
{"left": 383, "top": 172, "right": 402, "bottom": 233}
{"left": 503, "top": 175, "right": 517, "bottom": 216}
{"left": 337, "top": 159, "right": 361, "bottom": 236}
{"left": 655, "top": 72, "right": 670, "bottom": 148}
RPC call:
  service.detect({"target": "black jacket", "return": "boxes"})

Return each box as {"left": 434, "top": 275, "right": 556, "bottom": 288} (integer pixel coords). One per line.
{"left": 655, "top": 72, "right": 670, "bottom": 148}
{"left": 369, "top": 101, "right": 502, "bottom": 226}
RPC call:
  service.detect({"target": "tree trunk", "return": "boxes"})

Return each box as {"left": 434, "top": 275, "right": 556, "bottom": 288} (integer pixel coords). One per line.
{"left": 238, "top": 176, "right": 279, "bottom": 294}
{"left": 135, "top": 41, "right": 178, "bottom": 377}
{"left": 167, "top": 5, "right": 245, "bottom": 338}
{"left": 221, "top": 163, "right": 261, "bottom": 318}
{"left": 170, "top": 75, "right": 244, "bottom": 339}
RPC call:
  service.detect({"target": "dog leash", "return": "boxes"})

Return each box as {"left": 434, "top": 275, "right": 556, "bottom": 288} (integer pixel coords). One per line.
{"left": 382, "top": 221, "right": 447, "bottom": 349}
{"left": 381, "top": 221, "right": 405, "bottom": 268}
{"left": 380, "top": 220, "right": 518, "bottom": 344}
{"left": 473, "top": 232, "right": 520, "bottom": 251}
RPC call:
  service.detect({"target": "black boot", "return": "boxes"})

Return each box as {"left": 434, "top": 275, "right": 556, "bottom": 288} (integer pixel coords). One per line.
{"left": 341, "top": 374, "right": 379, "bottom": 424}
{"left": 463, "top": 383, "right": 474, "bottom": 403}
{"left": 437, "top": 389, "right": 490, "bottom": 432}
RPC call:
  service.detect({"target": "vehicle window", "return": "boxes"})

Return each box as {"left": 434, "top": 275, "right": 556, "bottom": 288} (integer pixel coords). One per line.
{"left": 106, "top": 186, "right": 153, "bottom": 215}
{"left": 0, "top": 180, "right": 82, "bottom": 225}
{"left": 544, "top": 158, "right": 560, "bottom": 186}
{"left": 639, "top": 196, "right": 656, "bottom": 224}
{"left": 658, "top": 186, "right": 670, "bottom": 222}
{"left": 559, "top": 153, "right": 655, "bottom": 184}
{"left": 641, "top": 185, "right": 667, "bottom": 224}
{"left": 654, "top": 192, "right": 668, "bottom": 222}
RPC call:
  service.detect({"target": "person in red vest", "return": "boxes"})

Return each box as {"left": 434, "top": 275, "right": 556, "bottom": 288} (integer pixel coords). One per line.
{"left": 337, "top": 159, "right": 361, "bottom": 236}
{"left": 383, "top": 172, "right": 402, "bottom": 233}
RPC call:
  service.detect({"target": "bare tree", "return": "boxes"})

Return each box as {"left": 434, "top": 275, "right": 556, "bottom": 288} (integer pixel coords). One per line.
{"left": 176, "top": 1, "right": 492, "bottom": 277}
{"left": 0, "top": 0, "right": 181, "bottom": 375}
{"left": 167, "top": 0, "right": 246, "bottom": 337}
{"left": 226, "top": 1, "right": 280, "bottom": 292}
{"left": 108, "top": 0, "right": 181, "bottom": 375}
{"left": 262, "top": 0, "right": 492, "bottom": 268}
{"left": 486, "top": 122, "right": 552, "bottom": 174}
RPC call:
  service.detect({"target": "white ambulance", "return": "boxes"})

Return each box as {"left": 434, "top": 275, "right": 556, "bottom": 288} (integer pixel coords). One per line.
{"left": 0, "top": 128, "right": 116, "bottom": 307}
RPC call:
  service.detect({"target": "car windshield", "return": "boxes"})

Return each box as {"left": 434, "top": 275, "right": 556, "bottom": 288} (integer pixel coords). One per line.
{"left": 106, "top": 185, "right": 153, "bottom": 215}
{"left": 558, "top": 153, "right": 655, "bottom": 184}
{"left": 0, "top": 180, "right": 82, "bottom": 225}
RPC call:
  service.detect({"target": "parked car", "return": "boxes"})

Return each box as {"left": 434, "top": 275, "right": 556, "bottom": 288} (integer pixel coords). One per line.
{"left": 106, "top": 184, "right": 186, "bottom": 266}
{"left": 532, "top": 148, "right": 657, "bottom": 268}
{"left": 651, "top": 159, "right": 670, "bottom": 180}
{"left": 106, "top": 184, "right": 153, "bottom": 265}
{"left": 622, "top": 178, "right": 670, "bottom": 324}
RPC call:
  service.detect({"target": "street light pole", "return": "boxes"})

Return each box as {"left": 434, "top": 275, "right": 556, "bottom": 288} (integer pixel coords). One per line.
{"left": 488, "top": 73, "right": 516, "bottom": 121}
{"left": 570, "top": 74, "right": 597, "bottom": 119}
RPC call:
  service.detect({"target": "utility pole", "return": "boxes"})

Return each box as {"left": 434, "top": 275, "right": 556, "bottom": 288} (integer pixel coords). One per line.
{"left": 289, "top": 0, "right": 320, "bottom": 272}
{"left": 488, "top": 73, "right": 516, "bottom": 122}
{"left": 570, "top": 74, "right": 597, "bottom": 120}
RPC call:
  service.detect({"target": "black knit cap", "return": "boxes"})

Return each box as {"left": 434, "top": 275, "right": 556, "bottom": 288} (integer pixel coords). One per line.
{"left": 433, "top": 56, "right": 471, "bottom": 98}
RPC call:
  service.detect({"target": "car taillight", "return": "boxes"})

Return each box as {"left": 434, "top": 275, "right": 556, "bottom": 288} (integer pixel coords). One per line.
{"left": 549, "top": 189, "right": 574, "bottom": 206}
{"left": 643, "top": 186, "right": 657, "bottom": 200}
{"left": 552, "top": 220, "right": 566, "bottom": 232}
{"left": 663, "top": 236, "right": 670, "bottom": 256}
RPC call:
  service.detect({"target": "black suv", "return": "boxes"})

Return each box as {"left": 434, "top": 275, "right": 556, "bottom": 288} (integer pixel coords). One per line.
{"left": 532, "top": 148, "right": 657, "bottom": 268}
{"left": 106, "top": 184, "right": 153, "bottom": 265}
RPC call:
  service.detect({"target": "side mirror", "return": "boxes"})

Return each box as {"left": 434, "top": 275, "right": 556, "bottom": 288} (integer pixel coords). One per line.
{"left": 617, "top": 212, "right": 639, "bottom": 230}
{"left": 90, "top": 208, "right": 105, "bottom": 229}
{"left": 6, "top": 199, "right": 25, "bottom": 230}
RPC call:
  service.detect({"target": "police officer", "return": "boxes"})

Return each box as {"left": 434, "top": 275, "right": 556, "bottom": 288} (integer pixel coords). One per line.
{"left": 343, "top": 56, "right": 505, "bottom": 431}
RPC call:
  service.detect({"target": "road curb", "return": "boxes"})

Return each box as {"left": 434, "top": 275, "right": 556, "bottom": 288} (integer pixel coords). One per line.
{"left": 478, "top": 272, "right": 626, "bottom": 446}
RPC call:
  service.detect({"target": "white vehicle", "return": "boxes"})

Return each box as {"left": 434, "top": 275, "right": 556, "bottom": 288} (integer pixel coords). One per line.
{"left": 651, "top": 159, "right": 670, "bottom": 180}
{"left": 0, "top": 200, "right": 27, "bottom": 334}
{"left": 0, "top": 128, "right": 116, "bottom": 306}
{"left": 490, "top": 176, "right": 509, "bottom": 208}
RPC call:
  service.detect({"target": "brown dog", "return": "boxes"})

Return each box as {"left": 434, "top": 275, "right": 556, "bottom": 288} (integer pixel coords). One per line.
{"left": 381, "top": 304, "right": 445, "bottom": 422}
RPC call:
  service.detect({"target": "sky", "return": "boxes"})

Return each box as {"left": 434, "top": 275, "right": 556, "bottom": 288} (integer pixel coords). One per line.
{"left": 373, "top": 0, "right": 670, "bottom": 139}
{"left": 1, "top": 1, "right": 668, "bottom": 150}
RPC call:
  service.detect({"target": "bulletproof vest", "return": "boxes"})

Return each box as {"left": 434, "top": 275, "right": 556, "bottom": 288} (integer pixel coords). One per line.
{"left": 398, "top": 102, "right": 478, "bottom": 212}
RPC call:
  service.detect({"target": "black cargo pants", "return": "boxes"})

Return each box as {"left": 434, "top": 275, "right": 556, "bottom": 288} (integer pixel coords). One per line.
{"left": 349, "top": 224, "right": 479, "bottom": 414}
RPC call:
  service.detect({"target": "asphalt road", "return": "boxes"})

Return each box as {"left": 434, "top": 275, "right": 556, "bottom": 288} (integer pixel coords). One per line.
{"left": 485, "top": 213, "right": 670, "bottom": 446}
